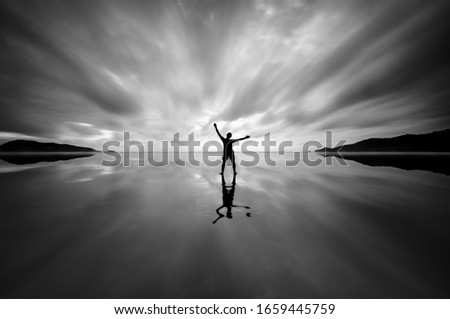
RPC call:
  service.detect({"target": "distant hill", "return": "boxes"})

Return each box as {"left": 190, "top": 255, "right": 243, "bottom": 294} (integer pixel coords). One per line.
{"left": 316, "top": 128, "right": 450, "bottom": 152}
{"left": 0, "top": 140, "right": 96, "bottom": 152}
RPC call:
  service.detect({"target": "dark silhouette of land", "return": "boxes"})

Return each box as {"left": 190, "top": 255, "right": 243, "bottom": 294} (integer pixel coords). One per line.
{"left": 316, "top": 128, "right": 450, "bottom": 153}
{"left": 0, "top": 140, "right": 96, "bottom": 152}
{"left": 322, "top": 153, "right": 450, "bottom": 176}
{"left": 315, "top": 128, "right": 450, "bottom": 175}
{"left": 0, "top": 140, "right": 96, "bottom": 165}
{"left": 0, "top": 153, "right": 94, "bottom": 165}
{"left": 213, "top": 174, "right": 251, "bottom": 224}
{"left": 213, "top": 123, "right": 250, "bottom": 174}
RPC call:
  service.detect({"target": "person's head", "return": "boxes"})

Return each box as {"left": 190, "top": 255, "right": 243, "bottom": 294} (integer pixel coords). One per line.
{"left": 226, "top": 132, "right": 232, "bottom": 139}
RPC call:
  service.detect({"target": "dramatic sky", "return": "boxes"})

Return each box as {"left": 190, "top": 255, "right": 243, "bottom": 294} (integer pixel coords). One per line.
{"left": 1, "top": 0, "right": 450, "bottom": 150}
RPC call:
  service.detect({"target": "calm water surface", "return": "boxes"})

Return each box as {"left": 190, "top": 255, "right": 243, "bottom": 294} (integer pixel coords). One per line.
{"left": 1, "top": 153, "right": 449, "bottom": 298}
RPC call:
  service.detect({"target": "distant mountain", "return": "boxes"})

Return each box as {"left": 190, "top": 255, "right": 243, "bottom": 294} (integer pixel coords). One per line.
{"left": 316, "top": 129, "right": 450, "bottom": 152}
{"left": 0, "top": 140, "right": 96, "bottom": 152}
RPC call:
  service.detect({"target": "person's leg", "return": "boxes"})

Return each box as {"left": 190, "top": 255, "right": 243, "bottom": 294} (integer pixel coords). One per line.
{"left": 221, "top": 157, "right": 226, "bottom": 174}
{"left": 232, "top": 154, "right": 236, "bottom": 174}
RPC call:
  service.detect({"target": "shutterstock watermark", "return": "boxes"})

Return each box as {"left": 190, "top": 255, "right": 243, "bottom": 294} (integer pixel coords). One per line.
{"left": 101, "top": 131, "right": 348, "bottom": 167}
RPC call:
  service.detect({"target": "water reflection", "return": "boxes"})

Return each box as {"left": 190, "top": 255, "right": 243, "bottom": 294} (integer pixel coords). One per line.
{"left": 0, "top": 152, "right": 94, "bottom": 165}
{"left": 1, "top": 153, "right": 450, "bottom": 298}
{"left": 320, "top": 153, "right": 450, "bottom": 176}
{"left": 214, "top": 174, "right": 251, "bottom": 224}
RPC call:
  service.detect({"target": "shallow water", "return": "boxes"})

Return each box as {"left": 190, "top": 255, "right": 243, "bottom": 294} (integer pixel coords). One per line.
{"left": 1, "top": 153, "right": 449, "bottom": 298}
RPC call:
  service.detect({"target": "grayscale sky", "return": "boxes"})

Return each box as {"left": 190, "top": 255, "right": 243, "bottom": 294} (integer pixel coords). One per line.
{"left": 1, "top": 0, "right": 450, "bottom": 149}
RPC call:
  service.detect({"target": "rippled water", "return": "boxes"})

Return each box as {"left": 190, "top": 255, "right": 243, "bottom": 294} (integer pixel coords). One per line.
{"left": 1, "top": 153, "right": 449, "bottom": 298}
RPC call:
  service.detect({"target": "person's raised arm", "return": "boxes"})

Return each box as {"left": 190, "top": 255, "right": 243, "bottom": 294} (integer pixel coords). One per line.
{"left": 213, "top": 123, "right": 225, "bottom": 140}
{"left": 232, "top": 135, "right": 250, "bottom": 142}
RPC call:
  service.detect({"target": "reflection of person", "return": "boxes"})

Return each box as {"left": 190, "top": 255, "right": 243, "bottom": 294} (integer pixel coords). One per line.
{"left": 213, "top": 123, "right": 250, "bottom": 175}
{"left": 213, "top": 174, "right": 251, "bottom": 224}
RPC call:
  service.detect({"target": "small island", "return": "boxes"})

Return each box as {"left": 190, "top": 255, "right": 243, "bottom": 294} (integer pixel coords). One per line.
{"left": 0, "top": 140, "right": 97, "bottom": 153}
{"left": 0, "top": 140, "right": 96, "bottom": 165}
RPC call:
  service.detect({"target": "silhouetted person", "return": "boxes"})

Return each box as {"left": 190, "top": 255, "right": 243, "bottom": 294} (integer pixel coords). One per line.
{"left": 213, "top": 174, "right": 251, "bottom": 224}
{"left": 213, "top": 123, "right": 250, "bottom": 175}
